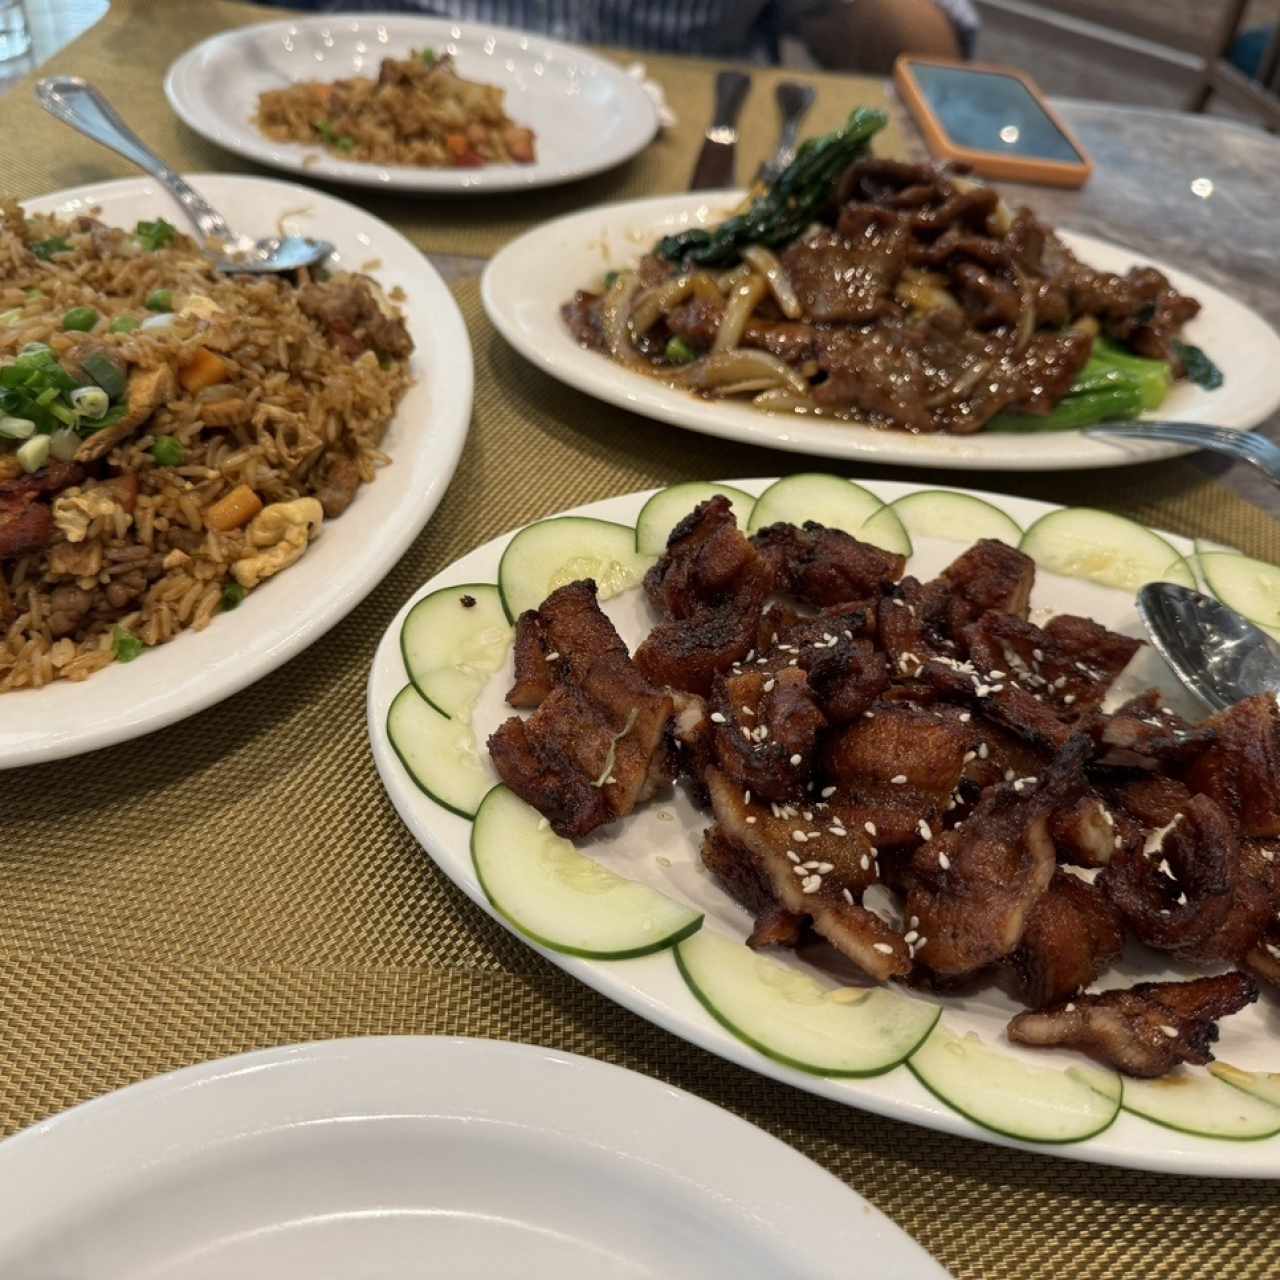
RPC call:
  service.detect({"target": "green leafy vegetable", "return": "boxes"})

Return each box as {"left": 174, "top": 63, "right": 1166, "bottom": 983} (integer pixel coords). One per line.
{"left": 151, "top": 436, "right": 185, "bottom": 466}
{"left": 221, "top": 582, "right": 247, "bottom": 611}
{"left": 1172, "top": 340, "right": 1224, "bottom": 391}
{"left": 112, "top": 626, "right": 144, "bottom": 663}
{"left": 657, "top": 107, "right": 888, "bottom": 268}
{"left": 602, "top": 270, "right": 620, "bottom": 290}
{"left": 134, "top": 217, "right": 178, "bottom": 251}
{"left": 80, "top": 350, "right": 127, "bottom": 399}
{"left": 1091, "top": 339, "right": 1172, "bottom": 410}
{"left": 31, "top": 236, "right": 71, "bottom": 261}
{"left": 990, "top": 381, "right": 1145, "bottom": 433}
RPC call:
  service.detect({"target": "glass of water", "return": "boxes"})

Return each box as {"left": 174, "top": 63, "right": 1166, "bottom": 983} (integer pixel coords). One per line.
{"left": 0, "top": 0, "right": 31, "bottom": 63}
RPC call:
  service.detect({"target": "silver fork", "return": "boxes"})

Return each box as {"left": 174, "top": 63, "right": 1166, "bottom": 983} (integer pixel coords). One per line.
{"left": 1087, "top": 421, "right": 1280, "bottom": 488}
{"left": 755, "top": 82, "right": 816, "bottom": 186}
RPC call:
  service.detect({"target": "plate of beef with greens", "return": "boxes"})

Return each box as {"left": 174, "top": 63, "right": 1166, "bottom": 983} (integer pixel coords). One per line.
{"left": 483, "top": 110, "right": 1280, "bottom": 470}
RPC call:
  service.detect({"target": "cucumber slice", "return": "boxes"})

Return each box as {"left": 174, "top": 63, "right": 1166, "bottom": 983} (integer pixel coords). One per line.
{"left": 400, "top": 583, "right": 512, "bottom": 720}
{"left": 635, "top": 482, "right": 756, "bottom": 555}
{"left": 1019, "top": 507, "right": 1195, "bottom": 592}
{"left": 856, "top": 505, "right": 913, "bottom": 557}
{"left": 1195, "top": 537, "right": 1241, "bottom": 557}
{"left": 1210, "top": 1062, "right": 1280, "bottom": 1110}
{"left": 1199, "top": 551, "right": 1280, "bottom": 637}
{"left": 907, "top": 1025, "right": 1122, "bottom": 1144}
{"left": 498, "top": 517, "right": 654, "bottom": 622}
{"left": 882, "top": 489, "right": 1023, "bottom": 546}
{"left": 674, "top": 929, "right": 939, "bottom": 1077}
{"left": 386, "top": 685, "right": 492, "bottom": 819}
{"left": 746, "top": 474, "right": 885, "bottom": 536}
{"left": 471, "top": 786, "right": 703, "bottom": 959}
{"left": 1121, "top": 1069, "right": 1280, "bottom": 1140}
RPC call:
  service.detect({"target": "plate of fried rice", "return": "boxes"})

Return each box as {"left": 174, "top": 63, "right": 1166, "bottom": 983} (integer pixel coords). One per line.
{"left": 0, "top": 173, "right": 471, "bottom": 768}
{"left": 165, "top": 16, "right": 659, "bottom": 194}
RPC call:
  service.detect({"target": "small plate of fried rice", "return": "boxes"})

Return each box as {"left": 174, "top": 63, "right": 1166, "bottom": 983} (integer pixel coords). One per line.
{"left": 0, "top": 173, "right": 471, "bottom": 767}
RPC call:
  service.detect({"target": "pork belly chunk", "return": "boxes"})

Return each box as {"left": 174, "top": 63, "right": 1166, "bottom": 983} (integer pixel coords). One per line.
{"left": 1008, "top": 973, "right": 1259, "bottom": 1077}
{"left": 937, "top": 538, "right": 1035, "bottom": 631}
{"left": 1185, "top": 693, "right": 1280, "bottom": 837}
{"left": 752, "top": 521, "right": 905, "bottom": 607}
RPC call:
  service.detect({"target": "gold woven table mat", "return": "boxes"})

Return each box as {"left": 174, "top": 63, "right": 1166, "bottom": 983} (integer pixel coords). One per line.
{"left": 2, "top": 0, "right": 901, "bottom": 259}
{"left": 3, "top": 274, "right": 1280, "bottom": 1278}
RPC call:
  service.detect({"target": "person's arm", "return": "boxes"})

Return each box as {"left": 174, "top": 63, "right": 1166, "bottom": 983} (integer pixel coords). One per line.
{"left": 784, "top": 0, "right": 975, "bottom": 73}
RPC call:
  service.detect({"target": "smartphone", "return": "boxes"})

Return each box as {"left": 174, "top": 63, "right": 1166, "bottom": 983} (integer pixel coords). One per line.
{"left": 894, "top": 57, "right": 1093, "bottom": 188}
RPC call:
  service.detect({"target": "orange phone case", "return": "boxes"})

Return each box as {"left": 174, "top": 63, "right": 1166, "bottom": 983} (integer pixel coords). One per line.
{"left": 893, "top": 56, "right": 1093, "bottom": 188}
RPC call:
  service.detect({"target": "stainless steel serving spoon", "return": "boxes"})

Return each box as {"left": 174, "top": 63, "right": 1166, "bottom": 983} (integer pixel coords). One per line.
{"left": 35, "top": 76, "right": 333, "bottom": 275}
{"left": 1088, "top": 421, "right": 1280, "bottom": 490}
{"left": 1138, "top": 581, "right": 1280, "bottom": 713}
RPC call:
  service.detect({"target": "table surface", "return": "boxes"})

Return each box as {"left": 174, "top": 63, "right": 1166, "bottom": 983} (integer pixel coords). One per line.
{"left": 4, "top": 5, "right": 1280, "bottom": 1279}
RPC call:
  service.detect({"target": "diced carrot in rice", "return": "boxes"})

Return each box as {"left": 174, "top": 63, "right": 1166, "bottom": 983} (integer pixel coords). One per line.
{"left": 204, "top": 484, "right": 262, "bottom": 532}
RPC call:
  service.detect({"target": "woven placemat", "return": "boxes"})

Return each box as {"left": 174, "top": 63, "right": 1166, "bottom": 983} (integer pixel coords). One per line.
{"left": 3, "top": 273, "right": 1280, "bottom": 1277}
{"left": 2, "top": 0, "right": 901, "bottom": 259}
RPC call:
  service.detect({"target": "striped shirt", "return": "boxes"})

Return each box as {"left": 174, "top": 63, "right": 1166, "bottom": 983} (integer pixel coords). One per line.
{"left": 259, "top": 0, "right": 980, "bottom": 61}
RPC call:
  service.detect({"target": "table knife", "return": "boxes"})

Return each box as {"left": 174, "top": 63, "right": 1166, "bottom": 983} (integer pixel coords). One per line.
{"left": 755, "top": 82, "right": 816, "bottom": 186}
{"left": 688, "top": 70, "right": 751, "bottom": 191}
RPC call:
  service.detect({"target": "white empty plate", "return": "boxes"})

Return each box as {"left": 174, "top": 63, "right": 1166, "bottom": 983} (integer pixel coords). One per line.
{"left": 0, "top": 1037, "right": 946, "bottom": 1278}
{"left": 165, "top": 16, "right": 658, "bottom": 194}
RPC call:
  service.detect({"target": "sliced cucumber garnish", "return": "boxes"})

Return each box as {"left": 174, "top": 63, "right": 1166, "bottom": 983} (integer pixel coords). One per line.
{"left": 1210, "top": 1062, "right": 1280, "bottom": 1110}
{"left": 635, "top": 482, "right": 756, "bottom": 555}
{"left": 386, "top": 685, "right": 492, "bottom": 819}
{"left": 1199, "top": 551, "right": 1280, "bottom": 637}
{"left": 471, "top": 786, "right": 703, "bottom": 959}
{"left": 856, "top": 504, "right": 913, "bottom": 557}
{"left": 1195, "top": 537, "right": 1240, "bottom": 557}
{"left": 746, "top": 474, "right": 885, "bottom": 536}
{"left": 1121, "top": 1069, "right": 1280, "bottom": 1140}
{"left": 1019, "top": 507, "right": 1195, "bottom": 592}
{"left": 400, "top": 583, "right": 512, "bottom": 719}
{"left": 674, "top": 929, "right": 938, "bottom": 1077}
{"left": 907, "top": 1025, "right": 1122, "bottom": 1144}
{"left": 498, "top": 516, "right": 653, "bottom": 621}
{"left": 881, "top": 489, "right": 1022, "bottom": 546}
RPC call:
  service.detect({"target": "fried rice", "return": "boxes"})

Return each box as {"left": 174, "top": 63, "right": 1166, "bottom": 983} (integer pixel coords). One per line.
{"left": 256, "top": 51, "right": 536, "bottom": 168}
{"left": 0, "top": 203, "right": 413, "bottom": 692}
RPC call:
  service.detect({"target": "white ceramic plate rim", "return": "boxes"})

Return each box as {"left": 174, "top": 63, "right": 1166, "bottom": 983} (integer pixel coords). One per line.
{"left": 0, "top": 1036, "right": 946, "bottom": 1277}
{"left": 0, "top": 173, "right": 472, "bottom": 768}
{"left": 165, "top": 14, "right": 658, "bottom": 194}
{"left": 367, "top": 477, "right": 1280, "bottom": 1179}
{"left": 480, "top": 191, "right": 1280, "bottom": 470}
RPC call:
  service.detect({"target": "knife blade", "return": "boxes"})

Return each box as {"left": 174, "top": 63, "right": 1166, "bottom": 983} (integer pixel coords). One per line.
{"left": 688, "top": 70, "right": 751, "bottom": 191}
{"left": 755, "top": 82, "right": 816, "bottom": 186}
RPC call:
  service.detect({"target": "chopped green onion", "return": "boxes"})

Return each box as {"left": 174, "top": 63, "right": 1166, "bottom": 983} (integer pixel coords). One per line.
{"left": 16, "top": 434, "right": 51, "bottom": 473}
{"left": 134, "top": 217, "right": 178, "bottom": 251}
{"left": 664, "top": 335, "right": 697, "bottom": 365}
{"left": 109, "top": 314, "right": 140, "bottom": 334}
{"left": 145, "top": 289, "right": 174, "bottom": 312}
{"left": 70, "top": 385, "right": 110, "bottom": 419}
{"left": 31, "top": 236, "right": 71, "bottom": 261}
{"left": 0, "top": 309, "right": 23, "bottom": 327}
{"left": 220, "top": 581, "right": 248, "bottom": 611}
{"left": 0, "top": 416, "right": 35, "bottom": 440}
{"left": 420, "top": 48, "right": 437, "bottom": 65}
{"left": 80, "top": 350, "right": 127, "bottom": 399}
{"left": 79, "top": 402, "right": 125, "bottom": 437}
{"left": 49, "top": 402, "right": 78, "bottom": 427}
{"left": 61, "top": 306, "right": 99, "bottom": 332}
{"left": 151, "top": 436, "right": 185, "bottom": 466}
{"left": 112, "top": 625, "right": 144, "bottom": 663}
{"left": 18, "top": 342, "right": 51, "bottom": 358}
{"left": 603, "top": 270, "right": 620, "bottom": 290}
{"left": 335, "top": 136, "right": 356, "bottom": 153}
{"left": 49, "top": 427, "right": 80, "bottom": 462}
{"left": 25, "top": 289, "right": 44, "bottom": 301}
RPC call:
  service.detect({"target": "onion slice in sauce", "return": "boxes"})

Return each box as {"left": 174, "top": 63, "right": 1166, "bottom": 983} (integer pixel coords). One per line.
{"left": 672, "top": 348, "right": 809, "bottom": 396}
{"left": 741, "top": 245, "right": 802, "bottom": 320}
{"left": 713, "top": 274, "right": 769, "bottom": 352}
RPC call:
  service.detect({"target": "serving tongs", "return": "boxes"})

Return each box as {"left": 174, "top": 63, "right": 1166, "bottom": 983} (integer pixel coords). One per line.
{"left": 35, "top": 77, "right": 333, "bottom": 275}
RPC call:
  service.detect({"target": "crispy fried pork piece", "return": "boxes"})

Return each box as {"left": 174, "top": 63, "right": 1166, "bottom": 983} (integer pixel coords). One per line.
{"left": 937, "top": 538, "right": 1035, "bottom": 631}
{"left": 635, "top": 498, "right": 772, "bottom": 695}
{"left": 1111, "top": 774, "right": 1192, "bottom": 827}
{"left": 507, "top": 610, "right": 554, "bottom": 708}
{"left": 1246, "top": 919, "right": 1280, "bottom": 988}
{"left": 906, "top": 734, "right": 1089, "bottom": 977}
{"left": 711, "top": 667, "right": 827, "bottom": 802}
{"left": 702, "top": 825, "right": 809, "bottom": 949}
{"left": 1099, "top": 793, "right": 1236, "bottom": 953}
{"left": 1007, "top": 871, "right": 1124, "bottom": 1008}
{"left": 1049, "top": 793, "right": 1119, "bottom": 868}
{"left": 1182, "top": 840, "right": 1280, "bottom": 966}
{"left": 752, "top": 521, "right": 905, "bottom": 607}
{"left": 822, "top": 704, "right": 973, "bottom": 846}
{"left": 1185, "top": 693, "right": 1280, "bottom": 837}
{"left": 705, "top": 769, "right": 910, "bottom": 980}
{"left": 804, "top": 636, "right": 891, "bottom": 724}
{"left": 1007, "top": 973, "right": 1259, "bottom": 1077}
{"left": 1094, "top": 689, "right": 1214, "bottom": 769}
{"left": 876, "top": 577, "right": 955, "bottom": 676}
{"left": 670, "top": 689, "right": 713, "bottom": 795}
{"left": 489, "top": 583, "right": 674, "bottom": 837}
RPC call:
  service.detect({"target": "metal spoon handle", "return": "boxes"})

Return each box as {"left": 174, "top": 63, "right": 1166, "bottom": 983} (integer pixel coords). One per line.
{"left": 35, "top": 76, "right": 234, "bottom": 247}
